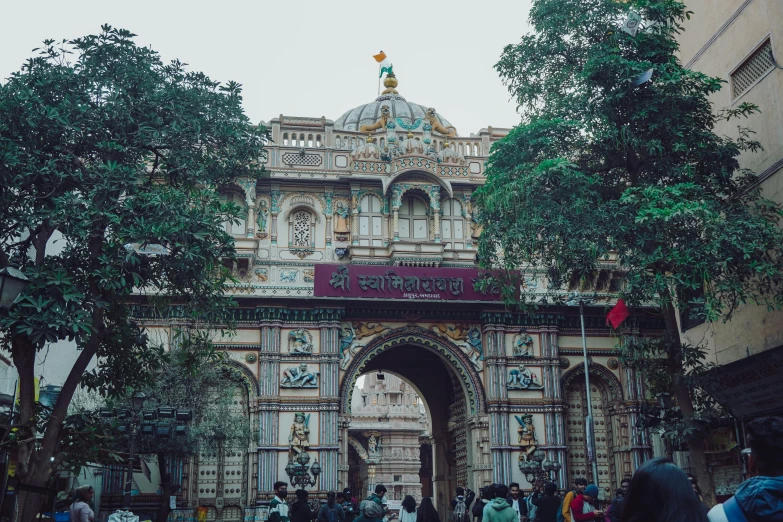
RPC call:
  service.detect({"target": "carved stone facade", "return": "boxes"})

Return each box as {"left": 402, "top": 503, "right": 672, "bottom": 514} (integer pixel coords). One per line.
{"left": 127, "top": 72, "right": 661, "bottom": 521}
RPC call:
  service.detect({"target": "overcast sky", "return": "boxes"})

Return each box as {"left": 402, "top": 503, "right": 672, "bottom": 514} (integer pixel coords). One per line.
{"left": 1, "top": 0, "right": 533, "bottom": 135}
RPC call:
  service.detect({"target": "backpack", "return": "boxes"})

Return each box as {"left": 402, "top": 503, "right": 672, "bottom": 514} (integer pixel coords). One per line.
{"left": 471, "top": 500, "right": 485, "bottom": 520}
{"left": 452, "top": 497, "right": 468, "bottom": 522}
{"left": 326, "top": 506, "right": 338, "bottom": 522}
{"left": 556, "top": 490, "right": 576, "bottom": 522}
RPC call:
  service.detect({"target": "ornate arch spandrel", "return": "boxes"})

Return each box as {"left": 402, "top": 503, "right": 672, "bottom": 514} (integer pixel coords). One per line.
{"left": 560, "top": 363, "right": 624, "bottom": 402}
{"left": 217, "top": 358, "right": 259, "bottom": 399}
{"left": 338, "top": 325, "right": 486, "bottom": 417}
{"left": 383, "top": 170, "right": 453, "bottom": 200}
{"left": 347, "top": 435, "right": 369, "bottom": 461}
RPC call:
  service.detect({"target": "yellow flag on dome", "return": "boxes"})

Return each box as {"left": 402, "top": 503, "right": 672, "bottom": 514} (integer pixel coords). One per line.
{"left": 373, "top": 51, "right": 393, "bottom": 78}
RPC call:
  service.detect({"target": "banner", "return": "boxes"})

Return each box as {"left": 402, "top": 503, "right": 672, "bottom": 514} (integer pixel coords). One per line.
{"left": 313, "top": 264, "right": 514, "bottom": 302}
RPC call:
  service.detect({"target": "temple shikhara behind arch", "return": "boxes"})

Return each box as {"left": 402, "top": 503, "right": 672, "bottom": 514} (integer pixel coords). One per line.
{"left": 128, "top": 71, "right": 663, "bottom": 521}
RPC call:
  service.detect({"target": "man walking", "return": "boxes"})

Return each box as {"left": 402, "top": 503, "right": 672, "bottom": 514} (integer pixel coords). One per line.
{"left": 368, "top": 485, "right": 387, "bottom": 517}
{"left": 506, "top": 483, "right": 529, "bottom": 522}
{"left": 484, "top": 485, "right": 518, "bottom": 522}
{"left": 269, "top": 481, "right": 290, "bottom": 522}
{"left": 708, "top": 416, "right": 783, "bottom": 522}
{"left": 318, "top": 492, "right": 346, "bottom": 522}
{"left": 561, "top": 478, "right": 587, "bottom": 522}
{"left": 451, "top": 487, "right": 476, "bottom": 522}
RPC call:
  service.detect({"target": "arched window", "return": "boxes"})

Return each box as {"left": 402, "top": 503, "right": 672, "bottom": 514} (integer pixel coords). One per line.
{"left": 441, "top": 198, "right": 465, "bottom": 249}
{"left": 283, "top": 133, "right": 289, "bottom": 146}
{"left": 458, "top": 143, "right": 464, "bottom": 155}
{"left": 358, "top": 195, "right": 384, "bottom": 247}
{"left": 473, "top": 144, "right": 479, "bottom": 156}
{"left": 398, "top": 193, "right": 429, "bottom": 241}
{"left": 288, "top": 209, "right": 315, "bottom": 248}
{"left": 308, "top": 134, "right": 314, "bottom": 147}
{"left": 316, "top": 135, "right": 322, "bottom": 147}
{"left": 220, "top": 192, "right": 247, "bottom": 236}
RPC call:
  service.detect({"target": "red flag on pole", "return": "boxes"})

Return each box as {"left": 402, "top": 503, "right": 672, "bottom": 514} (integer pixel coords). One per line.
{"left": 606, "top": 299, "right": 629, "bottom": 329}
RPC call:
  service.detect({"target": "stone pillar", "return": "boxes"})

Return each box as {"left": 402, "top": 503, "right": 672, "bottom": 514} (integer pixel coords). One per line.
{"left": 247, "top": 203, "right": 256, "bottom": 238}
{"left": 392, "top": 209, "right": 400, "bottom": 242}
{"left": 318, "top": 310, "right": 343, "bottom": 491}
{"left": 257, "top": 321, "right": 282, "bottom": 497}
{"left": 350, "top": 187, "right": 360, "bottom": 246}
{"left": 483, "top": 317, "right": 511, "bottom": 484}
{"left": 383, "top": 214, "right": 390, "bottom": 246}
{"left": 430, "top": 185, "right": 441, "bottom": 243}
{"left": 324, "top": 187, "right": 334, "bottom": 247}
{"left": 462, "top": 193, "right": 473, "bottom": 248}
{"left": 541, "top": 325, "right": 567, "bottom": 489}
{"left": 270, "top": 185, "right": 281, "bottom": 246}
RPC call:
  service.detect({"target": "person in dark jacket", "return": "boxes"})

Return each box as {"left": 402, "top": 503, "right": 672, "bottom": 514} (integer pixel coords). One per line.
{"left": 341, "top": 489, "right": 358, "bottom": 522}
{"left": 708, "top": 416, "right": 783, "bottom": 522}
{"left": 416, "top": 497, "right": 441, "bottom": 522}
{"left": 317, "top": 492, "right": 346, "bottom": 522}
{"left": 532, "top": 482, "right": 561, "bottom": 522}
{"left": 451, "top": 487, "right": 476, "bottom": 511}
{"left": 291, "top": 489, "right": 317, "bottom": 522}
{"left": 355, "top": 500, "right": 384, "bottom": 522}
{"left": 473, "top": 485, "right": 492, "bottom": 522}
{"left": 604, "top": 489, "right": 624, "bottom": 522}
{"left": 505, "top": 483, "right": 528, "bottom": 522}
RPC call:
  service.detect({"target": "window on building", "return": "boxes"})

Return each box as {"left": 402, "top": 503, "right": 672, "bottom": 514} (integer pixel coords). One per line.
{"left": 731, "top": 39, "right": 775, "bottom": 99}
{"left": 358, "top": 195, "right": 384, "bottom": 247}
{"left": 398, "top": 194, "right": 429, "bottom": 241}
{"left": 220, "top": 192, "right": 247, "bottom": 236}
{"left": 288, "top": 209, "right": 315, "bottom": 248}
{"left": 441, "top": 198, "right": 465, "bottom": 249}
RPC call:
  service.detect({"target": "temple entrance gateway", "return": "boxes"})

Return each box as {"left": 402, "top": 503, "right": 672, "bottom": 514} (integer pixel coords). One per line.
{"left": 339, "top": 328, "right": 487, "bottom": 517}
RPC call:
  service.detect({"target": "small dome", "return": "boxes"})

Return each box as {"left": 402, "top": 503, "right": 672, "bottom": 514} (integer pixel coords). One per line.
{"left": 334, "top": 74, "right": 456, "bottom": 135}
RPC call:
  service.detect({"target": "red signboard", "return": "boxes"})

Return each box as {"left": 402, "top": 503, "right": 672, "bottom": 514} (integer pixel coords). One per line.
{"left": 313, "top": 264, "right": 509, "bottom": 301}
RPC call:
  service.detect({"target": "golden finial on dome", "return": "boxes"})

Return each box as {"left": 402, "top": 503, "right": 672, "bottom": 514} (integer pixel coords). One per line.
{"left": 407, "top": 130, "right": 414, "bottom": 139}
{"left": 381, "top": 72, "right": 399, "bottom": 95}
{"left": 366, "top": 134, "right": 374, "bottom": 143}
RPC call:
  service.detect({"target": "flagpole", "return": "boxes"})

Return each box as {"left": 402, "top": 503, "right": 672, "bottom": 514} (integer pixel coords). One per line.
{"left": 579, "top": 300, "right": 600, "bottom": 488}
{"left": 378, "top": 64, "right": 381, "bottom": 96}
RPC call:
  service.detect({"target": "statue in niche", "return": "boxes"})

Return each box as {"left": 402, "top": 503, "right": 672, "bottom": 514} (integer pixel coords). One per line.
{"left": 288, "top": 412, "right": 310, "bottom": 461}
{"left": 256, "top": 200, "right": 268, "bottom": 238}
{"left": 288, "top": 329, "right": 313, "bottom": 355}
{"left": 507, "top": 364, "right": 543, "bottom": 390}
{"left": 338, "top": 324, "right": 356, "bottom": 360}
{"left": 513, "top": 332, "right": 534, "bottom": 357}
{"left": 515, "top": 414, "right": 538, "bottom": 460}
{"left": 281, "top": 363, "right": 319, "bottom": 388}
{"left": 334, "top": 202, "right": 350, "bottom": 241}
{"left": 367, "top": 434, "right": 382, "bottom": 457}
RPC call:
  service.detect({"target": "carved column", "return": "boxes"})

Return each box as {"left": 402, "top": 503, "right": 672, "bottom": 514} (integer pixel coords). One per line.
{"left": 391, "top": 185, "right": 402, "bottom": 242}
{"left": 350, "top": 186, "right": 360, "bottom": 246}
{"left": 318, "top": 309, "right": 343, "bottom": 491}
{"left": 463, "top": 193, "right": 473, "bottom": 247}
{"left": 430, "top": 185, "right": 441, "bottom": 243}
{"left": 270, "top": 185, "right": 281, "bottom": 245}
{"left": 257, "top": 318, "right": 282, "bottom": 497}
{"left": 324, "top": 187, "right": 334, "bottom": 246}
{"left": 541, "top": 325, "right": 567, "bottom": 489}
{"left": 483, "top": 316, "right": 511, "bottom": 484}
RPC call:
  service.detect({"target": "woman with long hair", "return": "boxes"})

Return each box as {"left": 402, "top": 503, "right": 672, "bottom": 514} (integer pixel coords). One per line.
{"left": 399, "top": 495, "right": 417, "bottom": 522}
{"left": 416, "top": 497, "right": 440, "bottom": 522}
{"left": 619, "top": 458, "right": 708, "bottom": 522}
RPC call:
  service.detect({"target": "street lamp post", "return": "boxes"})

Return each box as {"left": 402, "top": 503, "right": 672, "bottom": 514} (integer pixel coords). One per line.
{"left": 578, "top": 299, "right": 600, "bottom": 487}
{"left": 284, "top": 451, "right": 321, "bottom": 489}
{"left": 519, "top": 449, "right": 561, "bottom": 484}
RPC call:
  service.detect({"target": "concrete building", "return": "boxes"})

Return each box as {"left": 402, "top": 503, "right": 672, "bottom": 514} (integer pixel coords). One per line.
{"left": 677, "top": 0, "right": 783, "bottom": 499}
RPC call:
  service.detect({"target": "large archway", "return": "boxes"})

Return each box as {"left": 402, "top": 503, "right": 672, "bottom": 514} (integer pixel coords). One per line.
{"left": 339, "top": 326, "right": 486, "bottom": 517}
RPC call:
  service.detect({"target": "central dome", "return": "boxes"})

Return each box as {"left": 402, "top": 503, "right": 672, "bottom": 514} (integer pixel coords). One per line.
{"left": 334, "top": 74, "right": 456, "bottom": 135}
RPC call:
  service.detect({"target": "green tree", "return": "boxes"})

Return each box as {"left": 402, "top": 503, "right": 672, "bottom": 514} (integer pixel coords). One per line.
{"left": 109, "top": 335, "right": 253, "bottom": 522}
{"left": 475, "top": 0, "right": 783, "bottom": 504}
{"left": 0, "top": 26, "right": 266, "bottom": 520}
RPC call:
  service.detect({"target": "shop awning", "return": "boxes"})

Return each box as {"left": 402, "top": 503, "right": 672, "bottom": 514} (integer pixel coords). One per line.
{"left": 703, "top": 344, "right": 783, "bottom": 420}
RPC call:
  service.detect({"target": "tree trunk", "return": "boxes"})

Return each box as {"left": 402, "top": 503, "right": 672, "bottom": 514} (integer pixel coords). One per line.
{"left": 659, "top": 294, "right": 716, "bottom": 507}
{"left": 156, "top": 452, "right": 173, "bottom": 522}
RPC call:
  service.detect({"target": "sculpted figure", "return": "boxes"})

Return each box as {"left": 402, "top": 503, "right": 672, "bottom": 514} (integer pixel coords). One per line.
{"left": 334, "top": 202, "right": 350, "bottom": 234}
{"left": 431, "top": 323, "right": 470, "bottom": 341}
{"left": 288, "top": 412, "right": 310, "bottom": 460}
{"left": 513, "top": 333, "right": 533, "bottom": 357}
{"left": 288, "top": 329, "right": 312, "bottom": 355}
{"left": 426, "top": 107, "right": 457, "bottom": 137}
{"left": 515, "top": 414, "right": 538, "bottom": 459}
{"left": 507, "top": 364, "right": 543, "bottom": 390}
{"left": 359, "top": 105, "right": 391, "bottom": 133}
{"left": 281, "top": 363, "right": 319, "bottom": 388}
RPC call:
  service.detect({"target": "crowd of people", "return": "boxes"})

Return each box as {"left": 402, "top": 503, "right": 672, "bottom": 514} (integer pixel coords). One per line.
{"left": 265, "top": 416, "right": 782, "bottom": 522}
